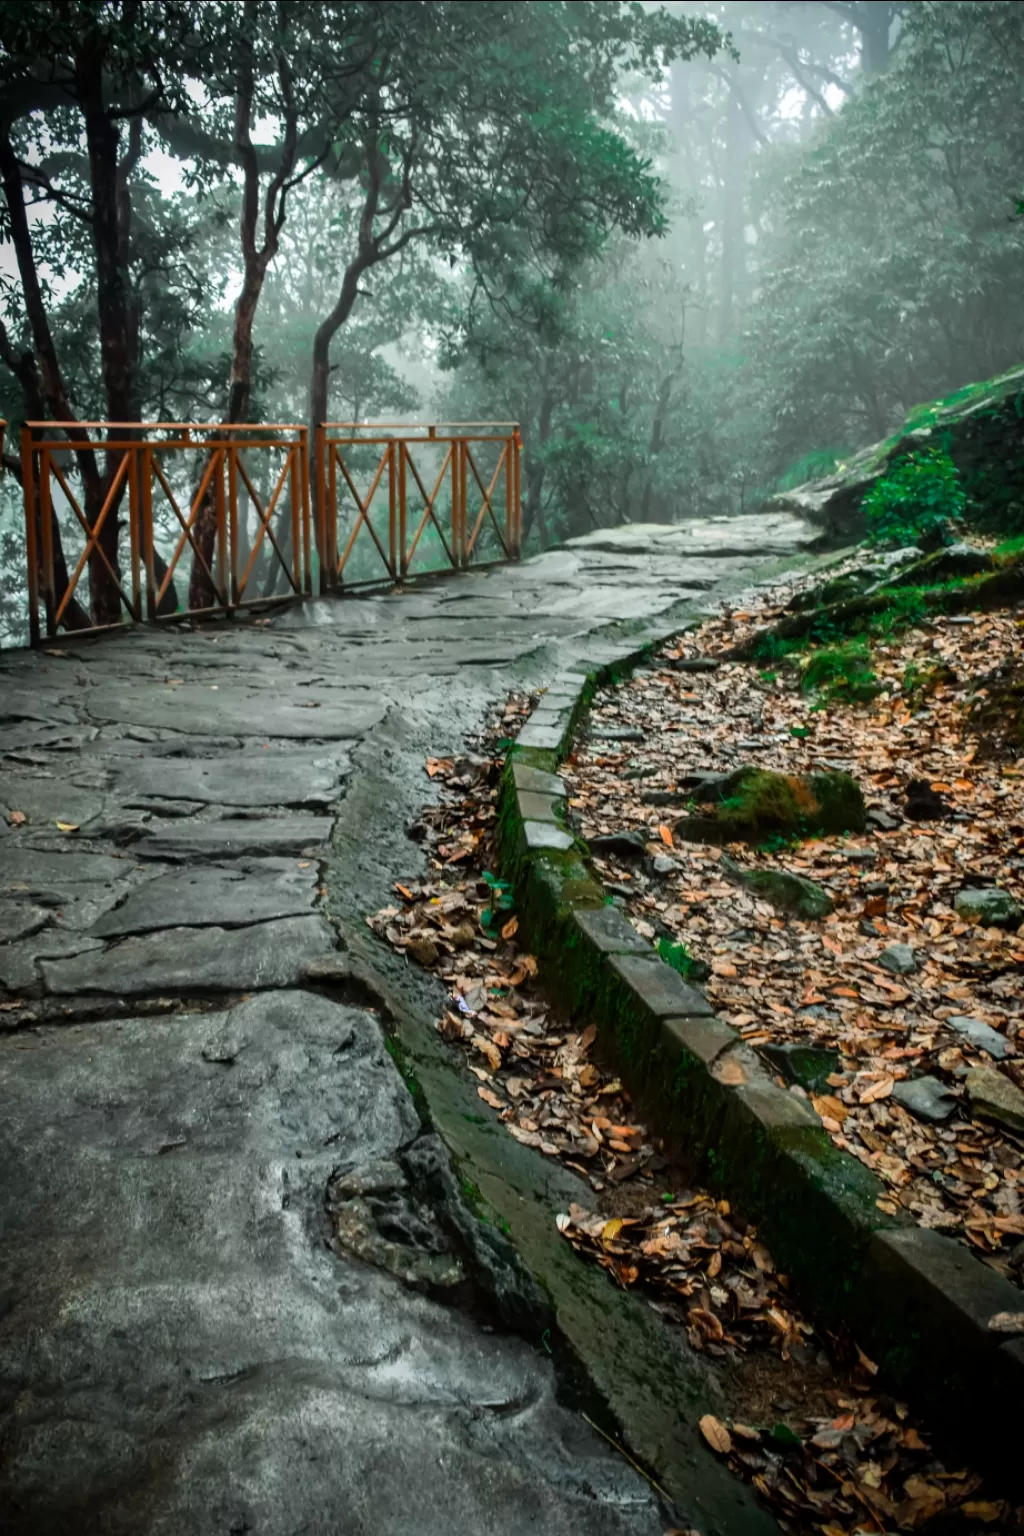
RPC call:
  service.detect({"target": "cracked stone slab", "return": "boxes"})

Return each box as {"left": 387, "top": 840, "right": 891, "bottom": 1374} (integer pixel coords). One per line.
{"left": 0, "top": 772, "right": 105, "bottom": 829}
{"left": 114, "top": 750, "right": 350, "bottom": 808}
{"left": 89, "top": 860, "right": 318, "bottom": 939}
{"left": 84, "top": 681, "right": 387, "bottom": 740}
{"left": 41, "top": 915, "right": 336, "bottom": 996}
{"left": 137, "top": 816, "right": 332, "bottom": 861}
{"left": 0, "top": 847, "right": 133, "bottom": 893}
{"left": 0, "top": 991, "right": 664, "bottom": 1535}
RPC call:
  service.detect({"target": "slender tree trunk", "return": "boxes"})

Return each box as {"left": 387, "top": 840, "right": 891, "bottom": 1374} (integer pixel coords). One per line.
{"left": 189, "top": 1, "right": 300, "bottom": 609}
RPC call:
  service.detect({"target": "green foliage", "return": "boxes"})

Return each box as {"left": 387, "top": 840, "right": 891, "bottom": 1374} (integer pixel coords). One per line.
{"left": 800, "top": 641, "right": 879, "bottom": 704}
{"left": 656, "top": 937, "right": 697, "bottom": 978}
{"left": 862, "top": 448, "right": 966, "bottom": 548}
{"left": 479, "top": 871, "right": 515, "bottom": 934}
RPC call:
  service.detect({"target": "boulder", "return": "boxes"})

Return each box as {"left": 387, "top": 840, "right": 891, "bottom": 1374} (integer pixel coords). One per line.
{"left": 678, "top": 766, "right": 865, "bottom": 845}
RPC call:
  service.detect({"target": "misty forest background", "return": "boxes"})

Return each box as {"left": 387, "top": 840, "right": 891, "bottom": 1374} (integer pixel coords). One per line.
{"left": 1, "top": 0, "right": 1023, "bottom": 642}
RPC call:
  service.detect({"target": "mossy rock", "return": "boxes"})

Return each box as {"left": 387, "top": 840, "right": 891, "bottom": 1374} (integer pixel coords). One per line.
{"left": 687, "top": 766, "right": 865, "bottom": 844}
{"left": 731, "top": 866, "right": 835, "bottom": 920}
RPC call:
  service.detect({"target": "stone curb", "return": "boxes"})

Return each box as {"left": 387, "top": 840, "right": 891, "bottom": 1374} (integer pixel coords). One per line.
{"left": 498, "top": 651, "right": 1023, "bottom": 1474}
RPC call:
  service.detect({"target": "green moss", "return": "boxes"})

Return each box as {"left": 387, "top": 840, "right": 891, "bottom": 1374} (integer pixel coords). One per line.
{"left": 713, "top": 766, "right": 865, "bottom": 841}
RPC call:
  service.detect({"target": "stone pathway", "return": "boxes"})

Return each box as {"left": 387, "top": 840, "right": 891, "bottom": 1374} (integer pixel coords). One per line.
{"left": 0, "top": 517, "right": 815, "bottom": 1535}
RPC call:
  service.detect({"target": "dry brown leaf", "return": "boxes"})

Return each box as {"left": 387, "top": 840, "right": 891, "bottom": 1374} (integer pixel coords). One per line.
{"left": 699, "top": 1414, "right": 733, "bottom": 1456}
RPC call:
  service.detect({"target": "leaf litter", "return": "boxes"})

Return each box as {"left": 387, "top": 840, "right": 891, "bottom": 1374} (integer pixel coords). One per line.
{"left": 367, "top": 676, "right": 1020, "bottom": 1534}
{"left": 565, "top": 578, "right": 1023, "bottom": 1278}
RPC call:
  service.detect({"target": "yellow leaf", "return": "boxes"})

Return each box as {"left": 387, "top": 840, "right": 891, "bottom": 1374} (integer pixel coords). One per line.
{"left": 601, "top": 1217, "right": 624, "bottom": 1245}
{"left": 56, "top": 821, "right": 79, "bottom": 833}
{"left": 699, "top": 1414, "right": 733, "bottom": 1456}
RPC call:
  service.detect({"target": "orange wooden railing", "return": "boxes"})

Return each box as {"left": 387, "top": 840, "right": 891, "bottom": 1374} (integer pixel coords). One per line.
{"left": 16, "top": 419, "right": 522, "bottom": 645}
{"left": 316, "top": 422, "right": 521, "bottom": 588}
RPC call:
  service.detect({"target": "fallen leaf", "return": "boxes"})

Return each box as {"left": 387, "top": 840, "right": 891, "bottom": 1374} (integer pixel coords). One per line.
{"left": 659, "top": 824, "right": 674, "bottom": 847}
{"left": 501, "top": 915, "right": 519, "bottom": 940}
{"left": 8, "top": 810, "right": 26, "bottom": 826}
{"left": 987, "top": 1311, "right": 1024, "bottom": 1333}
{"left": 55, "top": 821, "right": 79, "bottom": 833}
{"left": 699, "top": 1414, "right": 733, "bottom": 1456}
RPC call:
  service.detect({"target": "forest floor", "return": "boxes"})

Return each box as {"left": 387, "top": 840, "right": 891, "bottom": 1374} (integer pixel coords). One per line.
{"left": 369, "top": 545, "right": 1024, "bottom": 1535}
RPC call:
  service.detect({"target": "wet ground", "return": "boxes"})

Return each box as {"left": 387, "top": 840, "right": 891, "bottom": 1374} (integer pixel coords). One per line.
{"left": 0, "top": 516, "right": 819, "bottom": 1535}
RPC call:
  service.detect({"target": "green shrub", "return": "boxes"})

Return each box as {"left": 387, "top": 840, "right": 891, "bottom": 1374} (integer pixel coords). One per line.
{"left": 863, "top": 446, "right": 965, "bottom": 548}
{"left": 800, "top": 640, "right": 879, "bottom": 703}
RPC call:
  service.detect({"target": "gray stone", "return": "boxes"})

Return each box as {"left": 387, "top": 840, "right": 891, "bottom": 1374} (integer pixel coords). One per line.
{"left": 590, "top": 725, "right": 643, "bottom": 741}
{"left": 0, "top": 992, "right": 661, "bottom": 1534}
{"left": 761, "top": 1043, "right": 841, "bottom": 1093}
{"left": 522, "top": 820, "right": 574, "bottom": 853}
{"left": 572, "top": 906, "right": 651, "bottom": 955}
{"left": 89, "top": 861, "right": 317, "bottom": 939}
{"left": 0, "top": 772, "right": 104, "bottom": 829}
{"left": 946, "top": 1014, "right": 1010, "bottom": 1060}
{"left": 965, "top": 1067, "right": 1024, "bottom": 1132}
{"left": 878, "top": 943, "right": 918, "bottom": 976}
{"left": 41, "top": 916, "right": 336, "bottom": 996}
{"left": 517, "top": 790, "right": 559, "bottom": 823}
{"left": 955, "top": 887, "right": 1023, "bottom": 930}
{"left": 115, "top": 750, "right": 348, "bottom": 808}
{"left": 663, "top": 1014, "right": 737, "bottom": 1066}
{"left": 0, "top": 848, "right": 132, "bottom": 893}
{"left": 511, "top": 762, "right": 566, "bottom": 798}
{"left": 137, "top": 817, "right": 332, "bottom": 861}
{"left": 515, "top": 720, "right": 565, "bottom": 750}
{"left": 867, "top": 808, "right": 902, "bottom": 831}
{"left": 651, "top": 855, "right": 676, "bottom": 876}
{"left": 84, "top": 681, "right": 386, "bottom": 740}
{"left": 607, "top": 952, "right": 713, "bottom": 1018}
{"left": 669, "top": 657, "right": 720, "bottom": 672}
{"left": 721, "top": 857, "right": 834, "bottom": 919}
{"left": 588, "top": 830, "right": 649, "bottom": 862}
{"left": 0, "top": 902, "right": 52, "bottom": 946}
{"left": 0, "top": 930, "right": 106, "bottom": 993}
{"left": 893, "top": 1076, "right": 958, "bottom": 1123}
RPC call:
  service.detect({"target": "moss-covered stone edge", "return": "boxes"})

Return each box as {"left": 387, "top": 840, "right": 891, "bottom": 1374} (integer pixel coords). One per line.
{"left": 497, "top": 644, "right": 1024, "bottom": 1425}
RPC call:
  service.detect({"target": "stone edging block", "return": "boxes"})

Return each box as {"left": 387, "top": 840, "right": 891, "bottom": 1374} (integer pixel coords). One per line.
{"left": 496, "top": 642, "right": 1022, "bottom": 1472}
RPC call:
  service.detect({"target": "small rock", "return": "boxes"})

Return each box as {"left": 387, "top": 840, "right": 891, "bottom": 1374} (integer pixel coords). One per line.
{"left": 878, "top": 943, "right": 918, "bottom": 976}
{"left": 669, "top": 657, "right": 720, "bottom": 673}
{"left": 406, "top": 936, "right": 440, "bottom": 968}
{"left": 761, "top": 1043, "right": 840, "bottom": 1093}
{"left": 721, "top": 856, "right": 833, "bottom": 920}
{"left": 946, "top": 615, "right": 975, "bottom": 626}
{"left": 645, "top": 790, "right": 682, "bottom": 807}
{"left": 590, "top": 725, "right": 644, "bottom": 742}
{"left": 845, "top": 849, "right": 878, "bottom": 866}
{"left": 904, "top": 778, "right": 952, "bottom": 821}
{"left": 954, "top": 887, "right": 1023, "bottom": 931}
{"left": 862, "top": 881, "right": 889, "bottom": 897}
{"left": 859, "top": 920, "right": 881, "bottom": 938}
{"left": 867, "top": 808, "right": 902, "bottom": 831}
{"left": 651, "top": 855, "right": 676, "bottom": 876}
{"left": 892, "top": 1076, "right": 957, "bottom": 1123}
{"left": 946, "top": 1014, "right": 1009, "bottom": 1060}
{"left": 965, "top": 1067, "right": 1024, "bottom": 1132}
{"left": 589, "top": 831, "right": 649, "bottom": 862}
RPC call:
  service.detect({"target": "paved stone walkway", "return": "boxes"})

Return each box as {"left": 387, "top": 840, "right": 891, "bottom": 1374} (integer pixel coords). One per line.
{"left": 0, "top": 517, "right": 814, "bottom": 1535}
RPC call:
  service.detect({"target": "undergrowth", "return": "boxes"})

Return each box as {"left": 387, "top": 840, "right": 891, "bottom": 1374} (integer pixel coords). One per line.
{"left": 863, "top": 445, "right": 965, "bottom": 548}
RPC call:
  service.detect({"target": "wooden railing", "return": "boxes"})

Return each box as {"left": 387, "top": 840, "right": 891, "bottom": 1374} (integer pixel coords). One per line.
{"left": 16, "top": 419, "right": 521, "bottom": 645}
{"left": 316, "top": 422, "right": 521, "bottom": 588}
